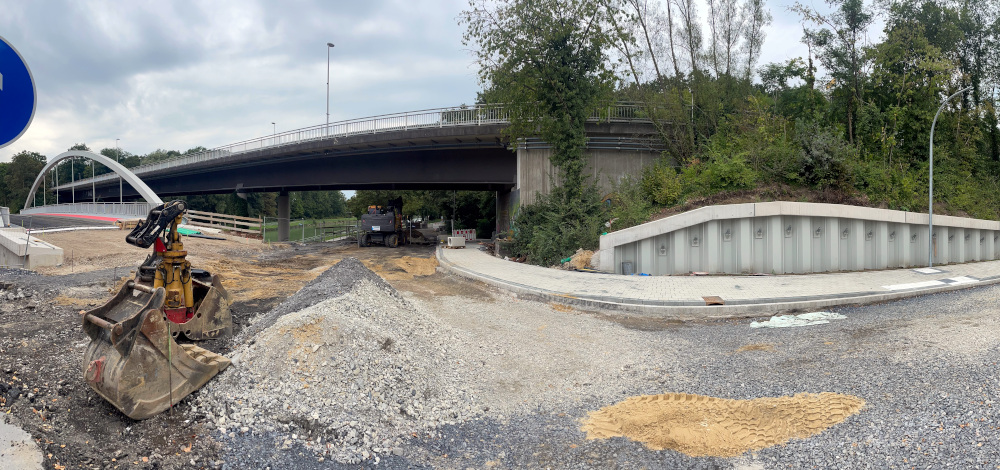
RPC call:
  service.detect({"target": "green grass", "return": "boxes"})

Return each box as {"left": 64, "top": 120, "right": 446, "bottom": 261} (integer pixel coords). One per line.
{"left": 260, "top": 217, "right": 357, "bottom": 242}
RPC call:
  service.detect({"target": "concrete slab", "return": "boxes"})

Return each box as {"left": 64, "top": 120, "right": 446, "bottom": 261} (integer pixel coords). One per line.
{"left": 0, "top": 415, "right": 42, "bottom": 470}
{"left": 0, "top": 228, "right": 64, "bottom": 269}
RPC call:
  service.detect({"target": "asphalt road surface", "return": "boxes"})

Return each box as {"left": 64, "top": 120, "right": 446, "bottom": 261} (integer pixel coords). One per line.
{"left": 9, "top": 214, "right": 114, "bottom": 230}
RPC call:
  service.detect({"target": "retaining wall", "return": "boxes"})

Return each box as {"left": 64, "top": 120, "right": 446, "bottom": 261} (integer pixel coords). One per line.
{"left": 598, "top": 202, "right": 1000, "bottom": 275}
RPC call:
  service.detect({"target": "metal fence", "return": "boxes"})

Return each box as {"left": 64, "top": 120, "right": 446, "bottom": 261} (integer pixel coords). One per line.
{"left": 261, "top": 217, "right": 358, "bottom": 243}
{"left": 56, "top": 103, "right": 651, "bottom": 190}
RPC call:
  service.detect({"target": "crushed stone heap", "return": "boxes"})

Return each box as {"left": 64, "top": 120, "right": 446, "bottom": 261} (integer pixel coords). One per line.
{"left": 196, "top": 257, "right": 482, "bottom": 464}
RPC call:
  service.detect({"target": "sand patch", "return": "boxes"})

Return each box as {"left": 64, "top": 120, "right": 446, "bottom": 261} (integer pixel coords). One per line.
{"left": 201, "top": 258, "right": 328, "bottom": 304}
{"left": 363, "top": 256, "right": 438, "bottom": 281}
{"left": 550, "top": 303, "right": 574, "bottom": 312}
{"left": 736, "top": 343, "right": 775, "bottom": 353}
{"left": 559, "top": 249, "right": 594, "bottom": 270}
{"left": 581, "top": 392, "right": 864, "bottom": 457}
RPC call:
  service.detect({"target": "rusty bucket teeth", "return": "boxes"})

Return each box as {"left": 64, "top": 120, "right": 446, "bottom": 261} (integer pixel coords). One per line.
{"left": 82, "top": 283, "right": 231, "bottom": 420}
{"left": 179, "top": 344, "right": 232, "bottom": 370}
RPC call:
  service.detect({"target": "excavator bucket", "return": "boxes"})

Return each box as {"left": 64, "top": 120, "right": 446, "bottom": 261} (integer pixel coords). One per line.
{"left": 82, "top": 281, "right": 230, "bottom": 420}
{"left": 169, "top": 272, "right": 233, "bottom": 341}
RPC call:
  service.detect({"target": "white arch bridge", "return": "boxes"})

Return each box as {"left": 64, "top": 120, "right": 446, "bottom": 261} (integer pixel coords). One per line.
{"left": 22, "top": 150, "right": 163, "bottom": 218}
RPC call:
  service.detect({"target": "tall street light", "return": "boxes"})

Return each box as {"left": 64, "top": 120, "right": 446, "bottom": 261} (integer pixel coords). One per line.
{"left": 116, "top": 138, "right": 122, "bottom": 203}
{"left": 272, "top": 122, "right": 276, "bottom": 145}
{"left": 327, "top": 43, "right": 335, "bottom": 136}
{"left": 928, "top": 85, "right": 971, "bottom": 267}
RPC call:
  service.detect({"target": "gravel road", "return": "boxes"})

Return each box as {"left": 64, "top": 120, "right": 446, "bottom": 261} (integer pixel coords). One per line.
{"left": 3, "top": 240, "right": 1000, "bottom": 469}
{"left": 201, "top": 255, "right": 1000, "bottom": 469}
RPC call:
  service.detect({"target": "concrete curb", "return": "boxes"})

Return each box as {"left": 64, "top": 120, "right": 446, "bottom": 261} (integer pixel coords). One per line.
{"left": 435, "top": 246, "right": 1000, "bottom": 321}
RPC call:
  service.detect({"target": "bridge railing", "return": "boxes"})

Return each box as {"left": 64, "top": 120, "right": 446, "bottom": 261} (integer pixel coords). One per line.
{"left": 56, "top": 103, "right": 649, "bottom": 189}
{"left": 20, "top": 202, "right": 158, "bottom": 217}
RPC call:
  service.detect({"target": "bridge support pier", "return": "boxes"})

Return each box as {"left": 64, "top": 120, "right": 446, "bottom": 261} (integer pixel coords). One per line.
{"left": 496, "top": 188, "right": 516, "bottom": 235}
{"left": 278, "top": 191, "right": 290, "bottom": 242}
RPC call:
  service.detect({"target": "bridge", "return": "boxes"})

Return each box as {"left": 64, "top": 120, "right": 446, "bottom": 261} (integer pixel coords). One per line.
{"left": 23, "top": 104, "right": 664, "bottom": 240}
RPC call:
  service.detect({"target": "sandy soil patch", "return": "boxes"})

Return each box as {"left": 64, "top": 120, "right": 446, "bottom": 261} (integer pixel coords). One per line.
{"left": 581, "top": 392, "right": 864, "bottom": 457}
{"left": 736, "top": 343, "right": 776, "bottom": 353}
{"left": 33, "top": 230, "right": 268, "bottom": 275}
{"left": 361, "top": 255, "right": 438, "bottom": 281}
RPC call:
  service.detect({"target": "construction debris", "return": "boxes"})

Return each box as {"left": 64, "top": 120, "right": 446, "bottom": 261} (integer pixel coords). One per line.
{"left": 560, "top": 249, "right": 595, "bottom": 271}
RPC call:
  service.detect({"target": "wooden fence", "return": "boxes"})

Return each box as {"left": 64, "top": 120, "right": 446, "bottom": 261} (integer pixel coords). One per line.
{"left": 186, "top": 210, "right": 263, "bottom": 238}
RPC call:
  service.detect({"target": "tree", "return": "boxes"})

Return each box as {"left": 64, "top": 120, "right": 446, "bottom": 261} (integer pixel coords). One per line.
{"left": 462, "top": 0, "right": 617, "bottom": 264}
{"left": 100, "top": 147, "right": 141, "bottom": 170}
{"left": 794, "top": 0, "right": 875, "bottom": 145}
{"left": 7, "top": 151, "right": 46, "bottom": 212}
{"left": 742, "top": 0, "right": 771, "bottom": 80}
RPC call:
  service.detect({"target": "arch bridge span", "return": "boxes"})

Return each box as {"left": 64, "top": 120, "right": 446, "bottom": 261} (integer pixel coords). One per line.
{"left": 22, "top": 150, "right": 163, "bottom": 217}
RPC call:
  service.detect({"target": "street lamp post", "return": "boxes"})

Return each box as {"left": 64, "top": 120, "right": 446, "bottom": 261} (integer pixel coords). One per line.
{"left": 271, "top": 122, "right": 276, "bottom": 145}
{"left": 327, "top": 43, "right": 335, "bottom": 136}
{"left": 928, "top": 86, "right": 971, "bottom": 267}
{"left": 116, "top": 138, "right": 122, "bottom": 203}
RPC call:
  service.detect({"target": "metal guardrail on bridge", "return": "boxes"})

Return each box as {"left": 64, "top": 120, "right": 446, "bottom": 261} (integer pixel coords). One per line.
{"left": 56, "top": 103, "right": 651, "bottom": 190}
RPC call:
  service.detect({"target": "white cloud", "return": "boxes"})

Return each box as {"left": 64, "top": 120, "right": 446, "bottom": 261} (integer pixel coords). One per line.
{"left": 0, "top": 0, "right": 882, "bottom": 163}
{"left": 0, "top": 0, "right": 478, "bottom": 160}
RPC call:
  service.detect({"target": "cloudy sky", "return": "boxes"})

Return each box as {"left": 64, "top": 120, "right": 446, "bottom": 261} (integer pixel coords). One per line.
{"left": 0, "top": 0, "right": 856, "bottom": 162}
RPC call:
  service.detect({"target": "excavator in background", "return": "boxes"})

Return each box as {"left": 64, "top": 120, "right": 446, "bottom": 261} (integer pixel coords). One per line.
{"left": 358, "top": 197, "right": 408, "bottom": 248}
{"left": 81, "top": 200, "right": 233, "bottom": 419}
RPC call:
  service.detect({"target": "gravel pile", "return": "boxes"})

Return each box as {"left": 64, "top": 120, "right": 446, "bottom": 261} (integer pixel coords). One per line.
{"left": 196, "top": 257, "right": 482, "bottom": 465}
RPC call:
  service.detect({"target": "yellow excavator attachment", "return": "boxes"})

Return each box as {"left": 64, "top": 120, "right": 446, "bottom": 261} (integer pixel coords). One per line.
{"left": 82, "top": 281, "right": 230, "bottom": 420}
{"left": 82, "top": 200, "right": 234, "bottom": 419}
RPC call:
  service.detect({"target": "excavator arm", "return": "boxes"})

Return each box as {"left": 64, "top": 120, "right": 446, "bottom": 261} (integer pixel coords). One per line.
{"left": 126, "top": 200, "right": 187, "bottom": 249}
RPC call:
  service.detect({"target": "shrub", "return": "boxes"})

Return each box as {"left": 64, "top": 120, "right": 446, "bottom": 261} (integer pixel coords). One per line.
{"left": 512, "top": 184, "right": 606, "bottom": 266}
{"left": 641, "top": 160, "right": 682, "bottom": 205}
{"left": 608, "top": 174, "right": 653, "bottom": 231}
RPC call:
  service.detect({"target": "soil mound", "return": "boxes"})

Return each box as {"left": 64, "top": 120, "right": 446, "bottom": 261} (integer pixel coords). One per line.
{"left": 197, "top": 257, "right": 480, "bottom": 464}
{"left": 581, "top": 392, "right": 864, "bottom": 457}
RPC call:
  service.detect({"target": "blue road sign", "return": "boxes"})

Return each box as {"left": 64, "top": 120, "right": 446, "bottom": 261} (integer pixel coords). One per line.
{"left": 0, "top": 35, "right": 36, "bottom": 149}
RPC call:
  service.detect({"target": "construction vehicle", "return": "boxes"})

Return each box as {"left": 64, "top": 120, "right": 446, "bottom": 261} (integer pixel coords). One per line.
{"left": 358, "top": 197, "right": 408, "bottom": 248}
{"left": 81, "top": 200, "right": 233, "bottom": 419}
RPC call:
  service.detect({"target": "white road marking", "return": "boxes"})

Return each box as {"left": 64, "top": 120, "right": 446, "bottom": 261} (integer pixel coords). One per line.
{"left": 883, "top": 280, "right": 946, "bottom": 291}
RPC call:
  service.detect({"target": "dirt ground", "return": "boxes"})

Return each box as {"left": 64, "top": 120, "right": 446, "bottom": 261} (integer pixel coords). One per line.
{"left": 0, "top": 229, "right": 449, "bottom": 470}
{"left": 6, "top": 227, "right": 992, "bottom": 468}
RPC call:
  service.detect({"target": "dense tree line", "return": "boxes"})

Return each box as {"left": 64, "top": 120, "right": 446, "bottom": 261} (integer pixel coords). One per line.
{"left": 463, "top": 0, "right": 1000, "bottom": 265}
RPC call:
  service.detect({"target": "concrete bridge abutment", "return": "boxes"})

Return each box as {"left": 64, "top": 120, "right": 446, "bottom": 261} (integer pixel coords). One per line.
{"left": 277, "top": 191, "right": 290, "bottom": 242}
{"left": 497, "top": 143, "right": 663, "bottom": 235}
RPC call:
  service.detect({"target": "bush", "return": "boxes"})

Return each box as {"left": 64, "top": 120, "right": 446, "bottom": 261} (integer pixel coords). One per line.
{"left": 795, "top": 120, "right": 854, "bottom": 189}
{"left": 512, "top": 184, "right": 606, "bottom": 266}
{"left": 608, "top": 174, "right": 653, "bottom": 231}
{"left": 679, "top": 156, "right": 758, "bottom": 198}
{"left": 641, "top": 160, "right": 682, "bottom": 205}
